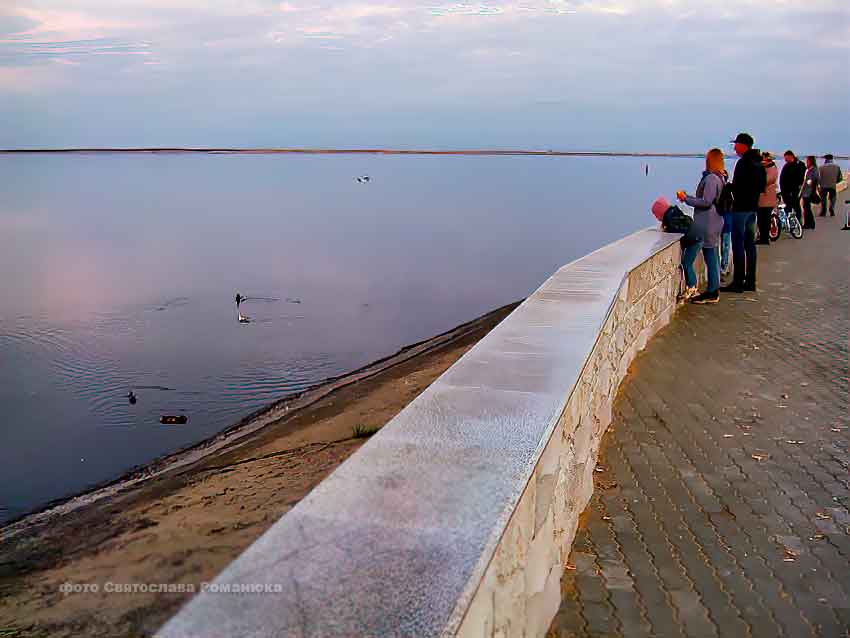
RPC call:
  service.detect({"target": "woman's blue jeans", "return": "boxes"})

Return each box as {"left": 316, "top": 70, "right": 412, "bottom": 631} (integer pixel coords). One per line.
{"left": 682, "top": 241, "right": 720, "bottom": 293}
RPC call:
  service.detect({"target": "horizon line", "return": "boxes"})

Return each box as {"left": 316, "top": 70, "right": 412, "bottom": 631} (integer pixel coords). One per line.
{"left": 1, "top": 147, "right": 846, "bottom": 159}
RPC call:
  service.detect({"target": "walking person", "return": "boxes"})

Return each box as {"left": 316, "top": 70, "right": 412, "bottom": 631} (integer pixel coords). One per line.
{"left": 757, "top": 151, "right": 778, "bottom": 244}
{"left": 801, "top": 156, "right": 820, "bottom": 229}
{"left": 819, "top": 154, "right": 843, "bottom": 217}
{"left": 676, "top": 148, "right": 726, "bottom": 304}
{"left": 722, "top": 133, "right": 766, "bottom": 293}
{"left": 780, "top": 150, "right": 805, "bottom": 225}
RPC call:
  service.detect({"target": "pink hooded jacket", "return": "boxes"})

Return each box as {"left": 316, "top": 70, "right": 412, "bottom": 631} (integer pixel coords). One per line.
{"left": 759, "top": 161, "right": 778, "bottom": 208}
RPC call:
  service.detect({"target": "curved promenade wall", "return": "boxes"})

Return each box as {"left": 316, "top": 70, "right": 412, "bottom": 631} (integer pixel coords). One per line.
{"left": 160, "top": 228, "right": 687, "bottom": 638}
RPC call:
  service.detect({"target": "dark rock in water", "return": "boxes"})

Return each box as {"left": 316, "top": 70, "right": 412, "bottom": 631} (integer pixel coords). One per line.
{"left": 160, "top": 415, "right": 188, "bottom": 425}
{"left": 285, "top": 297, "right": 301, "bottom": 304}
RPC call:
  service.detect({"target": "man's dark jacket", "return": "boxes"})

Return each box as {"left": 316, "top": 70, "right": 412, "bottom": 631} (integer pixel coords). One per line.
{"left": 731, "top": 148, "right": 767, "bottom": 212}
{"left": 779, "top": 159, "right": 806, "bottom": 194}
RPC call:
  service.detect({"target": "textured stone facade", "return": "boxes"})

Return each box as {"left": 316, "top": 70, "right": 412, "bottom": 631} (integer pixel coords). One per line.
{"left": 455, "top": 242, "right": 682, "bottom": 638}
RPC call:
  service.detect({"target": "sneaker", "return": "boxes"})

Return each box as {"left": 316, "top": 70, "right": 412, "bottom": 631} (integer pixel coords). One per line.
{"left": 720, "top": 283, "right": 744, "bottom": 293}
{"left": 679, "top": 285, "right": 698, "bottom": 301}
{"left": 691, "top": 291, "right": 719, "bottom": 304}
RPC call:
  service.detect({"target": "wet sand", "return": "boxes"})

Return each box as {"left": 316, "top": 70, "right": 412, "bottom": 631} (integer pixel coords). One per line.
{"left": 0, "top": 301, "right": 518, "bottom": 638}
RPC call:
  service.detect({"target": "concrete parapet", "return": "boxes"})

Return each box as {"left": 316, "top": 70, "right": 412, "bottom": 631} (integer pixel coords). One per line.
{"left": 159, "top": 228, "right": 686, "bottom": 638}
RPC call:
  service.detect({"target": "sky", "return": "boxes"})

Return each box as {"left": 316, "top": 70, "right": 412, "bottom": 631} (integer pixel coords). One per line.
{"left": 1, "top": 0, "right": 848, "bottom": 152}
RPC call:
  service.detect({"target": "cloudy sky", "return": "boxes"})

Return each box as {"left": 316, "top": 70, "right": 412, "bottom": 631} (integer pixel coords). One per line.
{"left": 2, "top": 1, "right": 848, "bottom": 151}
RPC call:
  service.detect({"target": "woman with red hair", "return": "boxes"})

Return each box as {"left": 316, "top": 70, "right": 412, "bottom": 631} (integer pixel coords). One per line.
{"left": 675, "top": 148, "right": 726, "bottom": 304}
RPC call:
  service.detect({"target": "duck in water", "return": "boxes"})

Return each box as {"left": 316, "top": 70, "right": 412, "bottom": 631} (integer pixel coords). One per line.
{"left": 128, "top": 391, "right": 137, "bottom": 405}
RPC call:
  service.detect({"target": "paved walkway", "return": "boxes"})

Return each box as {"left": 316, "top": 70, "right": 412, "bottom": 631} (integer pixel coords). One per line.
{"left": 548, "top": 216, "right": 849, "bottom": 638}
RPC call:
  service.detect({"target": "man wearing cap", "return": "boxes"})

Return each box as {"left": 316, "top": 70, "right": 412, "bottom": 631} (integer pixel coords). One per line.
{"left": 819, "top": 154, "right": 843, "bottom": 217}
{"left": 780, "top": 150, "right": 806, "bottom": 225}
{"left": 722, "top": 133, "right": 766, "bottom": 293}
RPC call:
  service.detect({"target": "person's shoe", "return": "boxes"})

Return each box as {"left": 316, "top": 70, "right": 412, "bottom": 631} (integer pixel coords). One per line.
{"left": 678, "top": 285, "right": 698, "bottom": 301}
{"left": 720, "top": 283, "right": 744, "bottom": 293}
{"left": 819, "top": 213, "right": 826, "bottom": 217}
{"left": 743, "top": 283, "right": 756, "bottom": 292}
{"left": 757, "top": 240, "right": 770, "bottom": 245}
{"left": 691, "top": 290, "right": 719, "bottom": 304}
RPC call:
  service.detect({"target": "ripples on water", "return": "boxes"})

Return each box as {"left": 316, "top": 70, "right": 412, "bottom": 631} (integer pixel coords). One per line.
{"left": 0, "top": 153, "right": 702, "bottom": 521}
{"left": 1, "top": 303, "right": 339, "bottom": 428}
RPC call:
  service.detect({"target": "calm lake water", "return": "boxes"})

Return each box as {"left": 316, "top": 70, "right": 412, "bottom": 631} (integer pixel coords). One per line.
{"left": 0, "top": 153, "right": 702, "bottom": 522}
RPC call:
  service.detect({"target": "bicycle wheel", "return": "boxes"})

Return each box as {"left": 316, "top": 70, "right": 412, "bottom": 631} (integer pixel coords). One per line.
{"left": 790, "top": 215, "right": 804, "bottom": 239}
{"left": 769, "top": 214, "right": 781, "bottom": 241}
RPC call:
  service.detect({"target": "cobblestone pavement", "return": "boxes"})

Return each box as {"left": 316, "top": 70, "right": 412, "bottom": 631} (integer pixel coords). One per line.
{"left": 548, "top": 216, "right": 850, "bottom": 638}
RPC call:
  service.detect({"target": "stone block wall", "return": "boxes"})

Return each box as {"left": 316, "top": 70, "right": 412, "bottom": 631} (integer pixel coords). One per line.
{"left": 455, "top": 241, "right": 682, "bottom": 637}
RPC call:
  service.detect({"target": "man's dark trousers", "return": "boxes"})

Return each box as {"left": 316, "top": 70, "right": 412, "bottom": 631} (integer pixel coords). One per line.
{"left": 732, "top": 211, "right": 757, "bottom": 287}
{"left": 782, "top": 190, "right": 802, "bottom": 223}
{"left": 757, "top": 207, "right": 773, "bottom": 243}
{"left": 821, "top": 187, "right": 837, "bottom": 216}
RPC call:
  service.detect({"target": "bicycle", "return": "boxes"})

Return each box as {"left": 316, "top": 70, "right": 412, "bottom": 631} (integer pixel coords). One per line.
{"left": 769, "top": 196, "right": 803, "bottom": 240}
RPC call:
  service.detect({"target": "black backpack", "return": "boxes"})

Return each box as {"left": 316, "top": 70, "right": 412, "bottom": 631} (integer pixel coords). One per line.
{"left": 662, "top": 205, "right": 692, "bottom": 233}
{"left": 716, "top": 181, "right": 734, "bottom": 214}
{"left": 662, "top": 205, "right": 702, "bottom": 246}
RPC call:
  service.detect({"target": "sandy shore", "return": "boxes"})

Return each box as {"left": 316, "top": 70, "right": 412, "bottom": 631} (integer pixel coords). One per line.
{"left": 0, "top": 301, "right": 518, "bottom": 638}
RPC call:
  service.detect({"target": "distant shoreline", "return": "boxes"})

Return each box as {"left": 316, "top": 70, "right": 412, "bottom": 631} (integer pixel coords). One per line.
{"left": 3, "top": 148, "right": 846, "bottom": 159}
{"left": 0, "top": 147, "right": 704, "bottom": 156}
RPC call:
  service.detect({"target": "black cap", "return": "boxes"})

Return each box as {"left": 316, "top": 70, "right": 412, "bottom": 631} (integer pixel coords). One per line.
{"left": 731, "top": 132, "right": 754, "bottom": 147}
{"left": 825, "top": 154, "right": 834, "bottom": 160}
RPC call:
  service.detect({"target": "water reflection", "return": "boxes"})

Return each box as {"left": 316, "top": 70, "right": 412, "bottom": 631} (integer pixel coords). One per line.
{"left": 0, "top": 153, "right": 701, "bottom": 521}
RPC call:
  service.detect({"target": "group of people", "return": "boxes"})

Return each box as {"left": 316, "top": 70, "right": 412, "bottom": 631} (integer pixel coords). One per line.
{"left": 771, "top": 149, "right": 844, "bottom": 231}
{"left": 652, "top": 132, "right": 844, "bottom": 305}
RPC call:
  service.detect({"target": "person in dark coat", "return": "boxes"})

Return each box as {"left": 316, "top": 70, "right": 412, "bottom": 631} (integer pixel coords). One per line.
{"left": 779, "top": 150, "right": 806, "bottom": 225}
{"left": 721, "top": 133, "right": 766, "bottom": 293}
{"left": 801, "top": 156, "right": 820, "bottom": 230}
